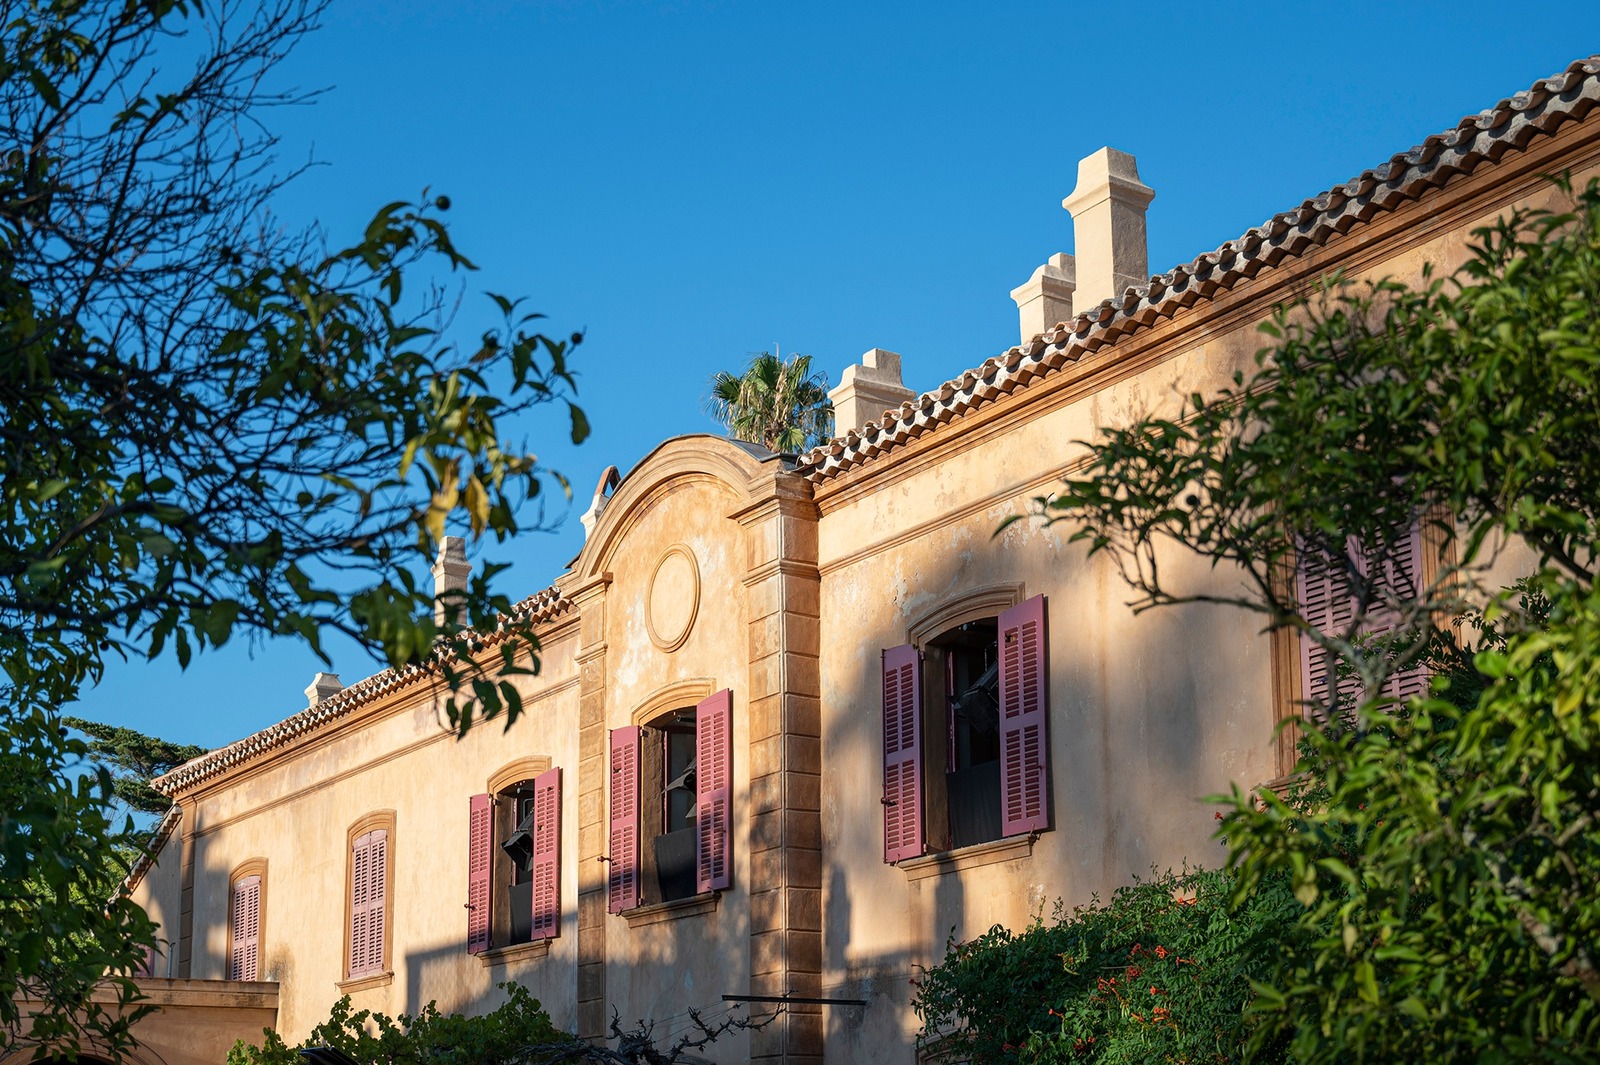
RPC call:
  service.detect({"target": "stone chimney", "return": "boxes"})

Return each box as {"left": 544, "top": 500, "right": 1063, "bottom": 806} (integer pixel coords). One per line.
{"left": 305, "top": 672, "right": 344, "bottom": 708}
{"left": 432, "top": 535, "right": 470, "bottom": 626}
{"left": 828, "top": 349, "right": 915, "bottom": 434}
{"left": 1009, "top": 252, "right": 1076, "bottom": 345}
{"left": 1061, "top": 147, "right": 1155, "bottom": 310}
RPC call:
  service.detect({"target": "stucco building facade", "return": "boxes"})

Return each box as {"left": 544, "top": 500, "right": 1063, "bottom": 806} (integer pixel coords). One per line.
{"left": 122, "top": 57, "right": 1600, "bottom": 1065}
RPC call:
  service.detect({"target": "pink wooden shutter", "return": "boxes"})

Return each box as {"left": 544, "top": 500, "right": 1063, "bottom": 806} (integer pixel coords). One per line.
{"left": 1379, "top": 522, "right": 1430, "bottom": 702}
{"left": 530, "top": 767, "right": 562, "bottom": 939}
{"left": 608, "top": 727, "right": 641, "bottom": 914}
{"left": 1299, "top": 523, "right": 1428, "bottom": 716}
{"left": 882, "top": 644, "right": 924, "bottom": 863}
{"left": 466, "top": 794, "right": 492, "bottom": 953}
{"left": 696, "top": 689, "right": 733, "bottom": 893}
{"left": 365, "top": 830, "right": 388, "bottom": 973}
{"left": 229, "top": 875, "right": 260, "bottom": 980}
{"left": 1297, "top": 538, "right": 1358, "bottom": 718}
{"left": 350, "top": 829, "right": 387, "bottom": 976}
{"left": 349, "top": 834, "right": 369, "bottom": 975}
{"left": 999, "top": 595, "right": 1051, "bottom": 836}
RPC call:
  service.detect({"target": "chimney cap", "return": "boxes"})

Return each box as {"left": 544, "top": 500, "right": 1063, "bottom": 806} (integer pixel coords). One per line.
{"left": 305, "top": 672, "right": 344, "bottom": 708}
{"left": 1062, "top": 147, "right": 1155, "bottom": 215}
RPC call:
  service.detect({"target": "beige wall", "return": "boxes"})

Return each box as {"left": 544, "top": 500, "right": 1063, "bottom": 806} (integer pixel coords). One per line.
{"left": 6, "top": 979, "right": 277, "bottom": 1065}
{"left": 134, "top": 626, "right": 583, "bottom": 1040}
{"left": 125, "top": 113, "right": 1600, "bottom": 1065}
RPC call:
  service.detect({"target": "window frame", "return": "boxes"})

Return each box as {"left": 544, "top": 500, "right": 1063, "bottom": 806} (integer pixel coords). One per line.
{"left": 1274, "top": 510, "right": 1453, "bottom": 777}
{"left": 887, "top": 586, "right": 1051, "bottom": 865}
{"left": 343, "top": 810, "right": 395, "bottom": 982}
{"left": 227, "top": 857, "right": 267, "bottom": 981}
{"left": 485, "top": 757, "right": 553, "bottom": 950}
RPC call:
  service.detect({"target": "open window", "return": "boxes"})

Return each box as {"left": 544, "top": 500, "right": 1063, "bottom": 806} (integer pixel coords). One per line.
{"left": 883, "top": 595, "right": 1050, "bottom": 863}
{"left": 466, "top": 765, "right": 561, "bottom": 953}
{"left": 608, "top": 689, "right": 732, "bottom": 912}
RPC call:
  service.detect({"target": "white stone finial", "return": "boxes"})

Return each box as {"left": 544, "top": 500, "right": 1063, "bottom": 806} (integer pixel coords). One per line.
{"left": 579, "top": 465, "right": 621, "bottom": 541}
{"left": 1061, "top": 147, "right": 1155, "bottom": 310}
{"left": 828, "top": 348, "right": 916, "bottom": 434}
{"left": 432, "top": 535, "right": 471, "bottom": 626}
{"left": 305, "top": 672, "right": 344, "bottom": 708}
{"left": 1009, "top": 252, "right": 1076, "bottom": 344}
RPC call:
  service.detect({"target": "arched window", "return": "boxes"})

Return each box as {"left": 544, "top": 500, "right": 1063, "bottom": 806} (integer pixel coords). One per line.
{"left": 227, "top": 858, "right": 267, "bottom": 980}
{"left": 345, "top": 812, "right": 395, "bottom": 978}
{"left": 607, "top": 687, "right": 733, "bottom": 912}
{"left": 883, "top": 590, "right": 1052, "bottom": 863}
{"left": 466, "top": 758, "right": 561, "bottom": 953}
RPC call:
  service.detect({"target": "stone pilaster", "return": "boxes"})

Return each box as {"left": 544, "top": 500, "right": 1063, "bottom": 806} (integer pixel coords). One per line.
{"left": 736, "top": 480, "right": 823, "bottom": 1064}
{"left": 176, "top": 798, "right": 198, "bottom": 978}
{"left": 570, "top": 574, "right": 613, "bottom": 1041}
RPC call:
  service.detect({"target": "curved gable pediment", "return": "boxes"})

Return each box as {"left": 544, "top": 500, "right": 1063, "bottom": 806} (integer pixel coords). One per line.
{"left": 572, "top": 434, "right": 795, "bottom": 580}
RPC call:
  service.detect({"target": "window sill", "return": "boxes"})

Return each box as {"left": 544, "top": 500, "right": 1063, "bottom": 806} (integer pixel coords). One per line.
{"left": 335, "top": 971, "right": 393, "bottom": 994}
{"left": 899, "top": 833, "right": 1037, "bottom": 883}
{"left": 477, "top": 938, "right": 552, "bottom": 967}
{"left": 623, "top": 891, "right": 719, "bottom": 928}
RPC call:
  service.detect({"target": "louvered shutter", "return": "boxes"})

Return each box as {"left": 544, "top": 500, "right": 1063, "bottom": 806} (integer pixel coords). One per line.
{"left": 882, "top": 644, "right": 924, "bottom": 863}
{"left": 696, "top": 689, "right": 733, "bottom": 893}
{"left": 365, "top": 830, "right": 388, "bottom": 974}
{"left": 1379, "top": 522, "right": 1430, "bottom": 702}
{"left": 1296, "top": 537, "right": 1355, "bottom": 718}
{"left": 1298, "top": 524, "right": 1429, "bottom": 717}
{"left": 608, "top": 727, "right": 641, "bottom": 914}
{"left": 229, "top": 875, "right": 260, "bottom": 980}
{"left": 466, "top": 794, "right": 492, "bottom": 953}
{"left": 999, "top": 595, "right": 1051, "bottom": 836}
{"left": 530, "top": 767, "right": 562, "bottom": 939}
{"left": 349, "top": 833, "right": 370, "bottom": 975}
{"left": 350, "top": 829, "right": 387, "bottom": 976}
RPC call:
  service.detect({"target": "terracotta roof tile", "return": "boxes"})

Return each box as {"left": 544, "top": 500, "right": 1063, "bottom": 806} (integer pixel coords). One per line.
{"left": 152, "top": 586, "right": 574, "bottom": 796}
{"left": 796, "top": 55, "right": 1600, "bottom": 482}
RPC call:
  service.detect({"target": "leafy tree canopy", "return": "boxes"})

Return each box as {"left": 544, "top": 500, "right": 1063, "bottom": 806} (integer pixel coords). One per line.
{"left": 707, "top": 349, "right": 833, "bottom": 453}
{"left": 1036, "top": 178, "right": 1600, "bottom": 1060}
{"left": 61, "top": 718, "right": 207, "bottom": 818}
{"left": 1, "top": 0, "right": 584, "bottom": 1054}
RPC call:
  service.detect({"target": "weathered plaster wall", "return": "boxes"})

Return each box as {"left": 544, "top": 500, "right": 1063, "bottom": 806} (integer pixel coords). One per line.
{"left": 813, "top": 141, "right": 1600, "bottom": 1061}
{"left": 132, "top": 626, "right": 582, "bottom": 1042}
{"left": 5, "top": 979, "right": 277, "bottom": 1065}
{"left": 119, "top": 103, "right": 1600, "bottom": 1065}
{"left": 596, "top": 472, "right": 755, "bottom": 1064}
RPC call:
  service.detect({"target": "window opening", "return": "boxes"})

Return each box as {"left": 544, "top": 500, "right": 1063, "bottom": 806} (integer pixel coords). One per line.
{"left": 929, "top": 617, "right": 1002, "bottom": 850}
{"left": 645, "top": 710, "right": 700, "bottom": 905}
{"left": 497, "top": 781, "right": 537, "bottom": 946}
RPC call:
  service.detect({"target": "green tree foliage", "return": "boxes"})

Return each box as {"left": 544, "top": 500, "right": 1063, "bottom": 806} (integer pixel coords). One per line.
{"left": 62, "top": 718, "right": 206, "bottom": 817}
{"left": 1, "top": 0, "right": 584, "bottom": 1054}
{"left": 707, "top": 350, "right": 833, "bottom": 453}
{"left": 1034, "top": 179, "right": 1600, "bottom": 1060}
{"left": 226, "top": 985, "right": 570, "bottom": 1065}
{"left": 226, "top": 985, "right": 779, "bottom": 1065}
{"left": 914, "top": 869, "right": 1297, "bottom": 1064}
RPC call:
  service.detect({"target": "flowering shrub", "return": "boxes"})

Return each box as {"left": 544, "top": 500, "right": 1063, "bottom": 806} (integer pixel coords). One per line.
{"left": 912, "top": 868, "right": 1296, "bottom": 1064}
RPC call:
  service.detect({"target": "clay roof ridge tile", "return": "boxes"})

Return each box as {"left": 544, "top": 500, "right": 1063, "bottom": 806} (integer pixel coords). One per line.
{"left": 788, "top": 56, "right": 1600, "bottom": 481}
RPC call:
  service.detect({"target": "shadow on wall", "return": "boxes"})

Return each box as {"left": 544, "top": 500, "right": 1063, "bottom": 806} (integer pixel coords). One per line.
{"left": 816, "top": 545, "right": 1265, "bottom": 1055}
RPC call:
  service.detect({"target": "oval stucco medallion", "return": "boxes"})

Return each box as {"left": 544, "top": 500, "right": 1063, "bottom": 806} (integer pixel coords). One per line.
{"left": 646, "top": 545, "right": 700, "bottom": 652}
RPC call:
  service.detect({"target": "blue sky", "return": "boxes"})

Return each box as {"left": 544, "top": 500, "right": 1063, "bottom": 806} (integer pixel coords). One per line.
{"left": 70, "top": 3, "right": 1600, "bottom": 750}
